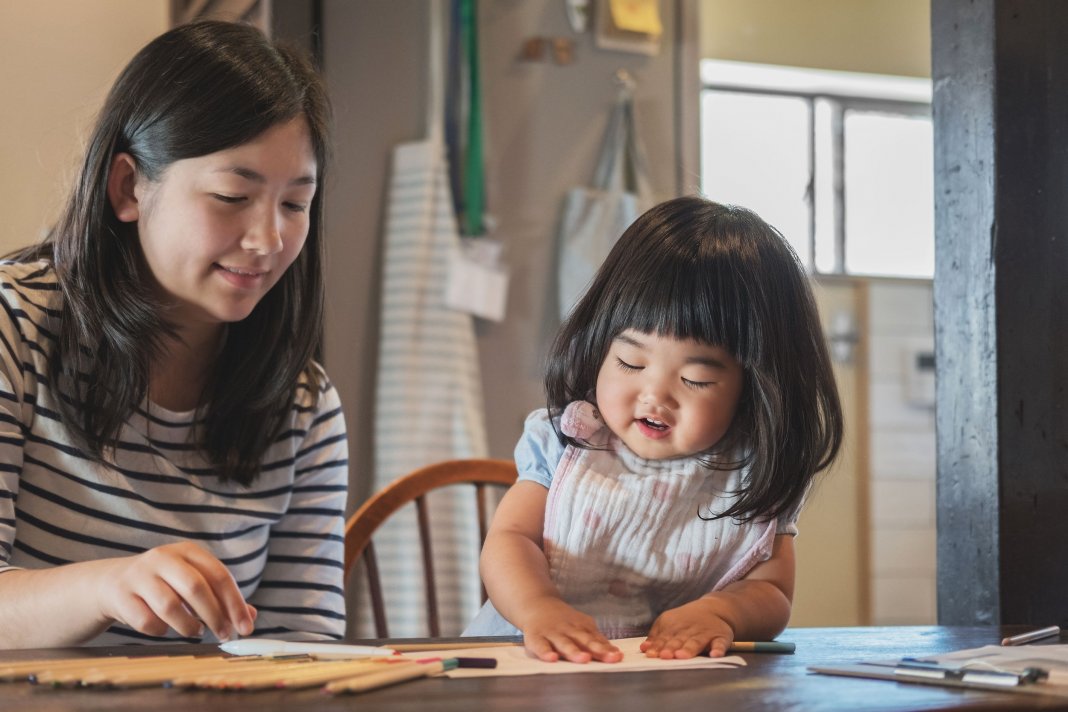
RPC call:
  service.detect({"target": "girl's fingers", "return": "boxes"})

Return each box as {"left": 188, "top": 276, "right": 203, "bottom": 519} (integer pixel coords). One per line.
{"left": 582, "top": 636, "right": 623, "bottom": 662}
{"left": 551, "top": 637, "right": 592, "bottom": 664}
{"left": 644, "top": 632, "right": 702, "bottom": 658}
{"left": 524, "top": 634, "right": 562, "bottom": 662}
{"left": 708, "top": 635, "right": 731, "bottom": 658}
{"left": 662, "top": 637, "right": 708, "bottom": 659}
{"left": 525, "top": 630, "right": 624, "bottom": 664}
{"left": 548, "top": 629, "right": 623, "bottom": 663}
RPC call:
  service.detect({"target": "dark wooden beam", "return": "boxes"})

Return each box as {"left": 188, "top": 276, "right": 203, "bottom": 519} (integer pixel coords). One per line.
{"left": 934, "top": 0, "right": 1068, "bottom": 626}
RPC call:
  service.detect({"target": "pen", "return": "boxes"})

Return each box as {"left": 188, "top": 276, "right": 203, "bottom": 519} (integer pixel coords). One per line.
{"left": 218, "top": 638, "right": 397, "bottom": 659}
{"left": 1001, "top": 625, "right": 1061, "bottom": 646}
{"left": 895, "top": 660, "right": 1049, "bottom": 687}
{"left": 414, "top": 656, "right": 499, "bottom": 668}
{"left": 729, "top": 641, "right": 795, "bottom": 654}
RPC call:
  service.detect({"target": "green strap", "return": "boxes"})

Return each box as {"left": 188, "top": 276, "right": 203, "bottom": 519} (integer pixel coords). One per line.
{"left": 461, "top": 0, "right": 484, "bottom": 236}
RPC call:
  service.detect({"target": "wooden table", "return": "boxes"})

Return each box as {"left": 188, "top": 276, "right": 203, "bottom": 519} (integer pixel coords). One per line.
{"left": 2, "top": 626, "right": 1067, "bottom": 711}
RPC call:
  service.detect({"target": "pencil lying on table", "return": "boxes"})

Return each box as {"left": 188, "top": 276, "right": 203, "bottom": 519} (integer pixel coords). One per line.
{"left": 325, "top": 658, "right": 459, "bottom": 694}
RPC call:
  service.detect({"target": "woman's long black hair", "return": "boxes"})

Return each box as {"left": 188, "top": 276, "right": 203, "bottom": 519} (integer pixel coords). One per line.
{"left": 546, "top": 196, "right": 843, "bottom": 521}
{"left": 13, "top": 20, "right": 332, "bottom": 486}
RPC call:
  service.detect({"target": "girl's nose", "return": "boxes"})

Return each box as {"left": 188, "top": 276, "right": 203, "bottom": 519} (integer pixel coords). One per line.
{"left": 640, "top": 379, "right": 676, "bottom": 408}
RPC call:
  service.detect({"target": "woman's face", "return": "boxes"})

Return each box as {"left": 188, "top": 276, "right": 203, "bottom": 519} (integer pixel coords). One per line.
{"left": 118, "top": 117, "right": 317, "bottom": 336}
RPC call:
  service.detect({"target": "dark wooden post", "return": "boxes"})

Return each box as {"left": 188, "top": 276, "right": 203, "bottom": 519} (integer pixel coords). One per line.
{"left": 934, "top": 0, "right": 1068, "bottom": 625}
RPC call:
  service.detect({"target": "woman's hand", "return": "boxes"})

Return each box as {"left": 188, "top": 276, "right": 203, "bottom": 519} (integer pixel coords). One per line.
{"left": 95, "top": 542, "right": 255, "bottom": 641}
{"left": 521, "top": 597, "right": 623, "bottom": 664}
{"left": 641, "top": 597, "right": 735, "bottom": 659}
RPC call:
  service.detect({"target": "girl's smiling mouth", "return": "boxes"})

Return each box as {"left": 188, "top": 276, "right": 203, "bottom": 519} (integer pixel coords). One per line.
{"left": 636, "top": 418, "right": 671, "bottom": 439}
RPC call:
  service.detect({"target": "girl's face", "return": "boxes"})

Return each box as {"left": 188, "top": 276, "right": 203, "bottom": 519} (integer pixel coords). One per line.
{"left": 114, "top": 117, "right": 317, "bottom": 336}
{"left": 595, "top": 329, "right": 744, "bottom": 460}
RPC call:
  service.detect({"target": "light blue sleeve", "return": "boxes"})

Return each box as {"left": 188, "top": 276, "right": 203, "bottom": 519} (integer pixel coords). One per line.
{"left": 512, "top": 408, "right": 566, "bottom": 490}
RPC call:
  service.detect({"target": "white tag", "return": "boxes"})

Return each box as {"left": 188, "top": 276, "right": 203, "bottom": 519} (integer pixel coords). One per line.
{"left": 445, "top": 238, "right": 509, "bottom": 322}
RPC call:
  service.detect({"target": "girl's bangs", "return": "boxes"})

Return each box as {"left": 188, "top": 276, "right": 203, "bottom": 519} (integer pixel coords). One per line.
{"left": 603, "top": 248, "right": 747, "bottom": 358}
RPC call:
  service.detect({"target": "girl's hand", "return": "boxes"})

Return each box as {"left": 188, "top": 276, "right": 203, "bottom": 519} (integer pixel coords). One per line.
{"left": 641, "top": 598, "right": 734, "bottom": 659}
{"left": 521, "top": 597, "right": 623, "bottom": 664}
{"left": 95, "top": 542, "right": 256, "bottom": 641}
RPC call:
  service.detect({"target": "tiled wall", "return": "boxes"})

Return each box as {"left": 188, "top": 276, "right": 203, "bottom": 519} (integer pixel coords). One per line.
{"left": 867, "top": 281, "right": 937, "bottom": 624}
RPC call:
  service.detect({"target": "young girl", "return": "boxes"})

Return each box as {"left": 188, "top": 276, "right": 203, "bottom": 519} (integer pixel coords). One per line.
{"left": 466, "top": 196, "right": 842, "bottom": 663}
{"left": 0, "top": 21, "right": 347, "bottom": 649}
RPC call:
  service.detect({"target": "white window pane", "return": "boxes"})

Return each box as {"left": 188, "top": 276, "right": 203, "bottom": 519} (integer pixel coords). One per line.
{"left": 700, "top": 90, "right": 811, "bottom": 267}
{"left": 843, "top": 111, "right": 934, "bottom": 278}
{"left": 813, "top": 99, "right": 838, "bottom": 274}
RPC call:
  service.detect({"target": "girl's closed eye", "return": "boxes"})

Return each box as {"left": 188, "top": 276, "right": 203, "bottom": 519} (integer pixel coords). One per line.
{"left": 211, "top": 193, "right": 245, "bottom": 204}
{"left": 681, "top": 377, "right": 712, "bottom": 390}
{"left": 283, "top": 201, "right": 308, "bottom": 213}
{"left": 615, "top": 357, "right": 641, "bottom": 372}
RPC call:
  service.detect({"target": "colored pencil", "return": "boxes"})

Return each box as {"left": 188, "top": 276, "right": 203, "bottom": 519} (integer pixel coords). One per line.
{"left": 1001, "top": 625, "right": 1061, "bottom": 646}
{"left": 389, "top": 640, "right": 520, "bottom": 652}
{"left": 325, "top": 658, "right": 459, "bottom": 694}
{"left": 728, "top": 641, "right": 796, "bottom": 654}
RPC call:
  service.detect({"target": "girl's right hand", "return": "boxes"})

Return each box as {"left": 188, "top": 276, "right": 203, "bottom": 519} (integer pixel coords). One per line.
{"left": 521, "top": 598, "right": 623, "bottom": 663}
{"left": 94, "top": 542, "right": 255, "bottom": 641}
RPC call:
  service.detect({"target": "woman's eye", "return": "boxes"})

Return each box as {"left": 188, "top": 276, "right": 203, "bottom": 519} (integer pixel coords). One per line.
{"left": 283, "top": 201, "right": 308, "bottom": 213}
{"left": 615, "top": 357, "right": 641, "bottom": 372}
{"left": 211, "top": 193, "right": 245, "bottom": 204}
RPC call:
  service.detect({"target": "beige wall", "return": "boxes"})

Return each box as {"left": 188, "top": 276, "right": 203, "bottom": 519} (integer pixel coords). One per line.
{"left": 701, "top": 0, "right": 930, "bottom": 77}
{"left": 0, "top": 1, "right": 168, "bottom": 253}
{"left": 323, "top": 1, "right": 698, "bottom": 508}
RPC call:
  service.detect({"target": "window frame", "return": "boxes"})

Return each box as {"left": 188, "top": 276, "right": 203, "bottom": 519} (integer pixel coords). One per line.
{"left": 700, "top": 61, "right": 932, "bottom": 278}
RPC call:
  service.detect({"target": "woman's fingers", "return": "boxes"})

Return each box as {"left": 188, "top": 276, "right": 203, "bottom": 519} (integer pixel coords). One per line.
{"left": 129, "top": 577, "right": 204, "bottom": 638}
{"left": 100, "top": 542, "right": 253, "bottom": 641}
{"left": 176, "top": 545, "right": 253, "bottom": 637}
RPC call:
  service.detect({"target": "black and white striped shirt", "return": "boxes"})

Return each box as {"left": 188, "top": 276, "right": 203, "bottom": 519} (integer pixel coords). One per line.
{"left": 0, "top": 261, "right": 348, "bottom": 645}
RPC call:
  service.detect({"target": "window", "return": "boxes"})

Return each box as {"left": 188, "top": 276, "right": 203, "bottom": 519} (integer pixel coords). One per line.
{"left": 700, "top": 60, "right": 933, "bottom": 279}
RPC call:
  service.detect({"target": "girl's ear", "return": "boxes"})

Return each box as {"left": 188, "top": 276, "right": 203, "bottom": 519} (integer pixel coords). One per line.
{"left": 107, "top": 153, "right": 141, "bottom": 223}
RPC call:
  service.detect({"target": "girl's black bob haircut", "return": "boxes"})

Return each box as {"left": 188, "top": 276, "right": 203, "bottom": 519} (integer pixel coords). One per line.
{"left": 545, "top": 195, "right": 843, "bottom": 522}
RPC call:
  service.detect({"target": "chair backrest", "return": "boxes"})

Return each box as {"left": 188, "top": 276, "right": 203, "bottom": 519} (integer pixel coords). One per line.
{"left": 343, "top": 458, "right": 518, "bottom": 638}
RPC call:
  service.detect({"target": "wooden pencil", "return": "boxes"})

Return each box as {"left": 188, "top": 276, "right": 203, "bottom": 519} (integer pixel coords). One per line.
{"left": 31, "top": 655, "right": 202, "bottom": 686}
{"left": 256, "top": 659, "right": 389, "bottom": 691}
{"left": 0, "top": 654, "right": 180, "bottom": 681}
{"left": 221, "top": 660, "right": 370, "bottom": 691}
{"left": 168, "top": 659, "right": 309, "bottom": 689}
{"left": 180, "top": 660, "right": 322, "bottom": 689}
{"left": 390, "top": 641, "right": 520, "bottom": 652}
{"left": 83, "top": 657, "right": 266, "bottom": 688}
{"left": 325, "top": 659, "right": 458, "bottom": 694}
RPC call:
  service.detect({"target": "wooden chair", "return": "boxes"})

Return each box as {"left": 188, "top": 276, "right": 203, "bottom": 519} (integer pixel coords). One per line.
{"left": 343, "top": 458, "right": 518, "bottom": 638}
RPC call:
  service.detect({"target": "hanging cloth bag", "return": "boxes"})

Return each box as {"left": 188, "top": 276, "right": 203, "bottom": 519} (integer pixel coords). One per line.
{"left": 556, "top": 83, "right": 653, "bottom": 320}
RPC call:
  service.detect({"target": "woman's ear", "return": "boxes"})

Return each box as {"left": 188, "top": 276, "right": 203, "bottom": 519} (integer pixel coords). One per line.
{"left": 107, "top": 153, "right": 141, "bottom": 223}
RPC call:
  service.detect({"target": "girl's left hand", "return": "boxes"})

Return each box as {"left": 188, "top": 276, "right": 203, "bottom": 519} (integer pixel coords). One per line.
{"left": 640, "top": 598, "right": 734, "bottom": 659}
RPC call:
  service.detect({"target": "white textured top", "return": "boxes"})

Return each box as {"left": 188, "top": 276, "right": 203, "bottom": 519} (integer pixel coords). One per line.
{"left": 0, "top": 261, "right": 348, "bottom": 645}
{"left": 544, "top": 401, "right": 784, "bottom": 637}
{"left": 462, "top": 402, "right": 797, "bottom": 638}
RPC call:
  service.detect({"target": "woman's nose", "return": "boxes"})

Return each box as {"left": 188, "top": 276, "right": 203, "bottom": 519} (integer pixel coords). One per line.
{"left": 242, "top": 207, "right": 284, "bottom": 255}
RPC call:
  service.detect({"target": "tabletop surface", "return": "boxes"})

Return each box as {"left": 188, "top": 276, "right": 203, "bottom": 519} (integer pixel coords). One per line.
{"left": 3, "top": 626, "right": 1068, "bottom": 711}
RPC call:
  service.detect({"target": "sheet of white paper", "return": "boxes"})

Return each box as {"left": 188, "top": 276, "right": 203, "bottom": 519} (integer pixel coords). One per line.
{"left": 418, "top": 636, "right": 746, "bottom": 678}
